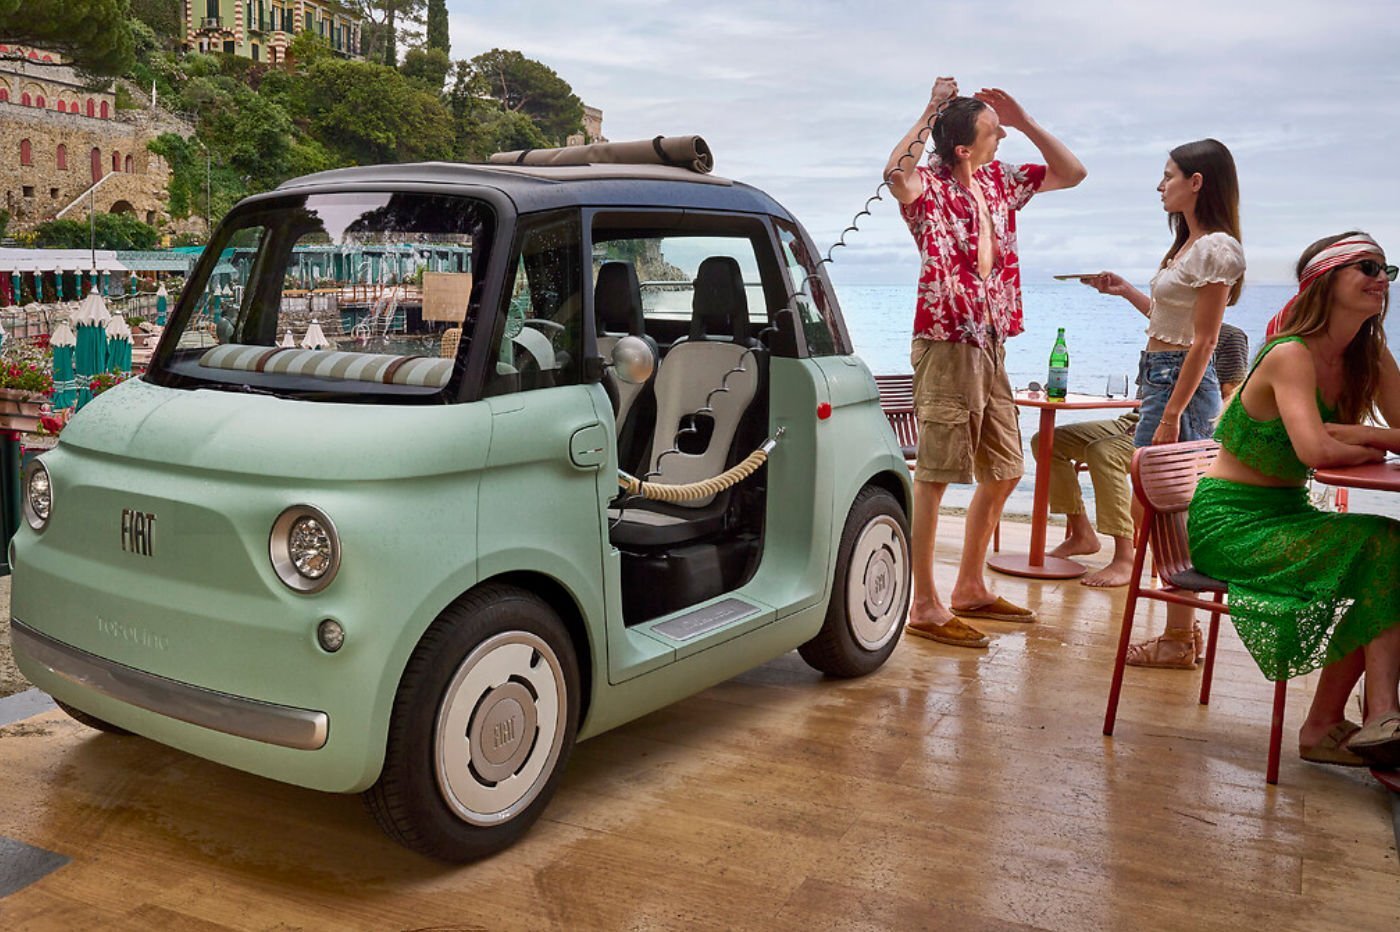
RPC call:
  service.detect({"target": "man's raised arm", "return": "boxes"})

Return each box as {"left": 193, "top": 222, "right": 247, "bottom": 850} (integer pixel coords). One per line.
{"left": 974, "top": 88, "right": 1087, "bottom": 192}
{"left": 884, "top": 76, "right": 958, "bottom": 205}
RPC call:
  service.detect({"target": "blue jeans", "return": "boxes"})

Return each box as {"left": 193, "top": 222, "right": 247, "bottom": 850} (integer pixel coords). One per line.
{"left": 1134, "top": 350, "right": 1221, "bottom": 448}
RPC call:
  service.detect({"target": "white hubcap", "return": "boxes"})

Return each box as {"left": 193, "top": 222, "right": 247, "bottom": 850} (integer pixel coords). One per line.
{"left": 435, "top": 631, "right": 566, "bottom": 826}
{"left": 846, "top": 514, "right": 909, "bottom": 650}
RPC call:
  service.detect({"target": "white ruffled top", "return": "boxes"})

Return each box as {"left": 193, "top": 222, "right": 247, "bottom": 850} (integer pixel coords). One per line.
{"left": 1146, "top": 232, "right": 1245, "bottom": 347}
{"left": 105, "top": 316, "right": 132, "bottom": 342}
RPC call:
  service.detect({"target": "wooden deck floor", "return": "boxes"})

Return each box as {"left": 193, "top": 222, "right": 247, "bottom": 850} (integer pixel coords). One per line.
{"left": 1, "top": 516, "right": 1396, "bottom": 930}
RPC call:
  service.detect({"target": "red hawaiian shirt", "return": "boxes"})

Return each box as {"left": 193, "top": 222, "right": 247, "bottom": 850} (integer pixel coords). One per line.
{"left": 900, "top": 159, "right": 1046, "bottom": 346}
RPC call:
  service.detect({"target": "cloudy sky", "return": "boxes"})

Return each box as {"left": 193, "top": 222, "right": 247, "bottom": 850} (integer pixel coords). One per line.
{"left": 447, "top": 1, "right": 1400, "bottom": 289}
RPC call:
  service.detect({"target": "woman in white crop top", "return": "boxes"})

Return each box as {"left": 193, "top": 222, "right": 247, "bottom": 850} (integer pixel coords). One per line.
{"left": 1084, "top": 138, "right": 1245, "bottom": 668}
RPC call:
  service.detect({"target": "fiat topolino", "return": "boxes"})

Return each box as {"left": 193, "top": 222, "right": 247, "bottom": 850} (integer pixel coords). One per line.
{"left": 12, "top": 141, "right": 913, "bottom": 861}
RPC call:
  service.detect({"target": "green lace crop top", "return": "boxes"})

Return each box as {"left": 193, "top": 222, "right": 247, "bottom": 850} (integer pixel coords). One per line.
{"left": 1214, "top": 336, "right": 1334, "bottom": 482}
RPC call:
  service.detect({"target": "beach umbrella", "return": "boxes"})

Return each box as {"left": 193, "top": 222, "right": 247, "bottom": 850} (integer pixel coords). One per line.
{"left": 53, "top": 269, "right": 64, "bottom": 302}
{"left": 155, "top": 282, "right": 168, "bottom": 325}
{"left": 73, "top": 290, "right": 111, "bottom": 409}
{"left": 106, "top": 316, "right": 133, "bottom": 376}
{"left": 10, "top": 273, "right": 21, "bottom": 306}
{"left": 280, "top": 329, "right": 295, "bottom": 348}
{"left": 301, "top": 319, "right": 329, "bottom": 350}
{"left": 50, "top": 322, "right": 77, "bottom": 409}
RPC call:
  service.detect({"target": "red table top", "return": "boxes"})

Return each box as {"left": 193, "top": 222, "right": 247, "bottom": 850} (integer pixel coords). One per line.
{"left": 1013, "top": 391, "right": 1143, "bottom": 411}
{"left": 1313, "top": 459, "right": 1400, "bottom": 492}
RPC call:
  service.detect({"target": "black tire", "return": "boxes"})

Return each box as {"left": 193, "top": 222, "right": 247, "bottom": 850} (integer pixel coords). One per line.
{"left": 363, "top": 583, "right": 580, "bottom": 862}
{"left": 799, "top": 486, "right": 911, "bottom": 677}
{"left": 55, "top": 699, "right": 133, "bottom": 735}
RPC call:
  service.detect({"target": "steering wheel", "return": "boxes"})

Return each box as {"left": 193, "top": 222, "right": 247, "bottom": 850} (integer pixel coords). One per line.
{"left": 522, "top": 318, "right": 566, "bottom": 338}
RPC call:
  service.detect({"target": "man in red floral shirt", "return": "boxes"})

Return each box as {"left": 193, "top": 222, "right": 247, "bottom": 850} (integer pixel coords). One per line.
{"left": 885, "top": 76, "right": 1086, "bottom": 648}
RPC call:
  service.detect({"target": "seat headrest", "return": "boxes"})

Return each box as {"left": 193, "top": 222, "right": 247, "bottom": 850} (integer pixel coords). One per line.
{"left": 595, "top": 261, "right": 645, "bottom": 335}
{"left": 691, "top": 256, "right": 749, "bottom": 342}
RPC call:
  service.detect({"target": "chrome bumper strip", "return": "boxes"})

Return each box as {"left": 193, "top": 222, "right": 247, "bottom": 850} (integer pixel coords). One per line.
{"left": 10, "top": 619, "right": 328, "bottom": 750}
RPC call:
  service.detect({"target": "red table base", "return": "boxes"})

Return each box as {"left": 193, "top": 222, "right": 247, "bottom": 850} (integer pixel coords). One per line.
{"left": 986, "top": 552, "right": 1087, "bottom": 580}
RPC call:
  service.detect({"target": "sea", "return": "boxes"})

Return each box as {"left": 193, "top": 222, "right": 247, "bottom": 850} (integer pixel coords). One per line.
{"left": 836, "top": 281, "right": 1400, "bottom": 520}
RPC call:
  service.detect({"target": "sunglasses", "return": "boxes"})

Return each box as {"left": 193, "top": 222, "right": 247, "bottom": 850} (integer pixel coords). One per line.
{"left": 1348, "top": 259, "right": 1399, "bottom": 281}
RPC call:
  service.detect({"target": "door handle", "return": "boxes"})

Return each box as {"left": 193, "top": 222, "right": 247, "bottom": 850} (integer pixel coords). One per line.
{"left": 569, "top": 423, "right": 609, "bottom": 469}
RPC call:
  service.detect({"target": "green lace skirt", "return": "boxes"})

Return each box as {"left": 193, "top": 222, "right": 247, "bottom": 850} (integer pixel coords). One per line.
{"left": 1188, "top": 477, "right": 1400, "bottom": 681}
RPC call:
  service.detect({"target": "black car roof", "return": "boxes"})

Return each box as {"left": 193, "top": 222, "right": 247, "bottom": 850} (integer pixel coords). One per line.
{"left": 274, "top": 161, "right": 796, "bottom": 220}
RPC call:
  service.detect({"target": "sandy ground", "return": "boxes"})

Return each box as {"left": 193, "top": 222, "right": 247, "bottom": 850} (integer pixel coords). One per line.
{"left": 0, "top": 574, "right": 25, "bottom": 698}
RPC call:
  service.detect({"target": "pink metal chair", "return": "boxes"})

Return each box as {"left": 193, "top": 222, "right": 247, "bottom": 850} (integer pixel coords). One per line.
{"left": 1102, "top": 439, "right": 1289, "bottom": 785}
{"left": 874, "top": 374, "right": 917, "bottom": 464}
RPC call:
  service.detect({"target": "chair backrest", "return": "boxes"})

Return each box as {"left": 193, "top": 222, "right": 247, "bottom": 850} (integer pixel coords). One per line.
{"left": 1130, "top": 439, "right": 1219, "bottom": 583}
{"left": 874, "top": 373, "right": 915, "bottom": 408}
{"left": 439, "top": 326, "right": 461, "bottom": 359}
{"left": 646, "top": 256, "right": 760, "bottom": 507}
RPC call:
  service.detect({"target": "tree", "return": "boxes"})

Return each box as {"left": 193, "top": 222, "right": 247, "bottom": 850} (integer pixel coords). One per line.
{"left": 425, "top": 0, "right": 449, "bottom": 55}
{"left": 0, "top": 0, "right": 136, "bottom": 77}
{"left": 467, "top": 49, "right": 583, "bottom": 145}
{"left": 128, "top": 0, "right": 182, "bottom": 45}
{"left": 342, "top": 1, "right": 425, "bottom": 66}
{"left": 291, "top": 58, "right": 453, "bottom": 164}
{"left": 32, "top": 213, "right": 160, "bottom": 250}
{"left": 400, "top": 47, "right": 450, "bottom": 93}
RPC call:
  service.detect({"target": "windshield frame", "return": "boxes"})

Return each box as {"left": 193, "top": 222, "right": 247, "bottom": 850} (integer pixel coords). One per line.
{"left": 145, "top": 184, "right": 512, "bottom": 403}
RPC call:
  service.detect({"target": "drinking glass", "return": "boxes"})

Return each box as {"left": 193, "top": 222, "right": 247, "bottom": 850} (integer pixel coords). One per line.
{"left": 1106, "top": 374, "right": 1129, "bottom": 398}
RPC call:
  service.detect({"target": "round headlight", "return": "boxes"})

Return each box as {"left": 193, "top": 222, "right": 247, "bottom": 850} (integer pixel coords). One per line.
{"left": 23, "top": 460, "right": 52, "bottom": 531}
{"left": 269, "top": 505, "right": 340, "bottom": 593}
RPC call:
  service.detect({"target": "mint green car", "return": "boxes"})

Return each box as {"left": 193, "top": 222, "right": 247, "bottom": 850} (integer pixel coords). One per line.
{"left": 11, "top": 157, "right": 912, "bottom": 861}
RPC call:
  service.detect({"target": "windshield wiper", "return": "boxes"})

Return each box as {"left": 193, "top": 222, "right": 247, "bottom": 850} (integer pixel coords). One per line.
{"left": 195, "top": 382, "right": 286, "bottom": 399}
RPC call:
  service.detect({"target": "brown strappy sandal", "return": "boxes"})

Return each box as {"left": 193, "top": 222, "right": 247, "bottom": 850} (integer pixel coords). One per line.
{"left": 1125, "top": 626, "right": 1197, "bottom": 669}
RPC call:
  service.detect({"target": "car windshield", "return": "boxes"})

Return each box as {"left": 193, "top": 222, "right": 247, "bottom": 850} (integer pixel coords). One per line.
{"left": 148, "top": 191, "right": 493, "bottom": 400}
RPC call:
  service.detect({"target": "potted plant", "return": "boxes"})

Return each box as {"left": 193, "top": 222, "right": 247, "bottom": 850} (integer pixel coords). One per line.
{"left": 0, "top": 344, "right": 53, "bottom": 433}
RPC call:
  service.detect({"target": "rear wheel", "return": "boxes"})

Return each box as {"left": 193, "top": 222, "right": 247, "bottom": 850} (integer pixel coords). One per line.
{"left": 363, "top": 583, "right": 580, "bottom": 861}
{"left": 55, "top": 700, "right": 132, "bottom": 735}
{"left": 800, "top": 486, "right": 910, "bottom": 677}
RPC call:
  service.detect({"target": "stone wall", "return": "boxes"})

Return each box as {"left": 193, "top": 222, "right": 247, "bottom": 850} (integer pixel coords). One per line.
{"left": 0, "top": 49, "right": 188, "bottom": 232}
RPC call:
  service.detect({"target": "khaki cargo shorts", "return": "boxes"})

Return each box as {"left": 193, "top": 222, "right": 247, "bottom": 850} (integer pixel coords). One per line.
{"left": 911, "top": 337, "right": 1024, "bottom": 485}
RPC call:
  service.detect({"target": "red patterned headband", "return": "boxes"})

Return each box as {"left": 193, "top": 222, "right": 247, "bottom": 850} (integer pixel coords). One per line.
{"left": 1265, "top": 235, "right": 1385, "bottom": 338}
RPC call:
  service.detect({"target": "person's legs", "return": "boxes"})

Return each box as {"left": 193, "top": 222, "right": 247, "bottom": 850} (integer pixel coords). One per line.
{"left": 904, "top": 339, "right": 988, "bottom": 647}
{"left": 948, "top": 341, "right": 1033, "bottom": 620}
{"left": 1080, "top": 424, "right": 1137, "bottom": 588}
{"left": 1033, "top": 420, "right": 1099, "bottom": 560}
{"left": 1299, "top": 649, "right": 1365, "bottom": 749}
{"left": 910, "top": 479, "right": 954, "bottom": 627}
{"left": 1362, "top": 624, "right": 1400, "bottom": 721}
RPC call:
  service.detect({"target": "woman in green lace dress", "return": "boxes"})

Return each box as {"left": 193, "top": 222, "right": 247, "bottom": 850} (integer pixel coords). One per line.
{"left": 1189, "top": 231, "right": 1400, "bottom": 769}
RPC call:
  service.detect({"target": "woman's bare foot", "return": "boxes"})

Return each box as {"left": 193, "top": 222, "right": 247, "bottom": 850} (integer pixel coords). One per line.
{"left": 1081, "top": 556, "right": 1135, "bottom": 588}
{"left": 1048, "top": 513, "right": 1100, "bottom": 558}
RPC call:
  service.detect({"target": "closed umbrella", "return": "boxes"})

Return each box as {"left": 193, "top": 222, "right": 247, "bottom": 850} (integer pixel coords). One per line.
{"left": 73, "top": 290, "right": 111, "bottom": 409}
{"left": 280, "top": 329, "right": 295, "bottom": 348}
{"left": 155, "top": 282, "right": 169, "bottom": 325}
{"left": 53, "top": 268, "right": 64, "bottom": 302}
{"left": 301, "top": 319, "right": 329, "bottom": 350}
{"left": 10, "top": 273, "right": 21, "bottom": 306}
{"left": 50, "top": 322, "right": 77, "bottom": 409}
{"left": 106, "top": 316, "right": 133, "bottom": 376}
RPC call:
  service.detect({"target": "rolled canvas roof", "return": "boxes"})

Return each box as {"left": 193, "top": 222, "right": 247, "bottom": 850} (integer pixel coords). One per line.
{"left": 489, "top": 135, "right": 714, "bottom": 174}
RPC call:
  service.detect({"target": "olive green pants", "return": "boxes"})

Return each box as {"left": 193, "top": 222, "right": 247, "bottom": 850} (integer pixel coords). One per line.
{"left": 1029, "top": 412, "right": 1139, "bottom": 540}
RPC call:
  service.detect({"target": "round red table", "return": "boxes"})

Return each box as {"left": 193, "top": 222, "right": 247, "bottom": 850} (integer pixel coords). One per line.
{"left": 987, "top": 391, "right": 1141, "bottom": 580}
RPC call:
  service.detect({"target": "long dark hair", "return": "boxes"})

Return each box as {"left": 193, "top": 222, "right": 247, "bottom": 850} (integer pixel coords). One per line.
{"left": 1162, "top": 138, "right": 1243, "bottom": 306}
{"left": 931, "top": 97, "right": 987, "bottom": 165}
{"left": 1273, "top": 230, "right": 1390, "bottom": 425}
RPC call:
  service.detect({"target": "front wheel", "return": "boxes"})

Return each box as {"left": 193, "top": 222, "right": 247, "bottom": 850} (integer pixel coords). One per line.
{"left": 363, "top": 584, "right": 580, "bottom": 861}
{"left": 799, "top": 486, "right": 911, "bottom": 677}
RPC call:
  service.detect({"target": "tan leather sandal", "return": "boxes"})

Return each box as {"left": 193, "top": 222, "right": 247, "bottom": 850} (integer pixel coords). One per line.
{"left": 1125, "top": 626, "right": 1197, "bottom": 669}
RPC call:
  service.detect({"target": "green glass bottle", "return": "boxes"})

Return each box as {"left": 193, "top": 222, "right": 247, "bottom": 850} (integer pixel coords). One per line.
{"left": 1047, "top": 328, "right": 1069, "bottom": 401}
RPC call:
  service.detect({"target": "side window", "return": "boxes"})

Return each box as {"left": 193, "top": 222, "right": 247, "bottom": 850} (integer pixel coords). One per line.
{"left": 774, "top": 219, "right": 843, "bottom": 356}
{"left": 592, "top": 234, "right": 765, "bottom": 328}
{"left": 486, "top": 213, "right": 584, "bottom": 396}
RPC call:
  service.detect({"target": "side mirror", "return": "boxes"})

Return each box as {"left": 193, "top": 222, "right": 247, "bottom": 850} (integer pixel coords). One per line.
{"left": 610, "top": 335, "right": 655, "bottom": 385}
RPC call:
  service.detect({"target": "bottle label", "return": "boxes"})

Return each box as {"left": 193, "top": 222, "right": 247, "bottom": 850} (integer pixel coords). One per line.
{"left": 1047, "top": 366, "right": 1068, "bottom": 397}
